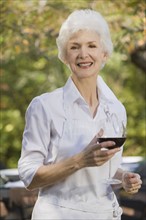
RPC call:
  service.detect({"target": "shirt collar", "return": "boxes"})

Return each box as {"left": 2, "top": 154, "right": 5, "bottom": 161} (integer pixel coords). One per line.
{"left": 97, "top": 75, "right": 119, "bottom": 104}
{"left": 63, "top": 76, "right": 119, "bottom": 108}
{"left": 63, "top": 77, "right": 84, "bottom": 107}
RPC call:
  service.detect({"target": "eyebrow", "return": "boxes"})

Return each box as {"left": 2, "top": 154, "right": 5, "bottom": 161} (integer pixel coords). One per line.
{"left": 69, "top": 41, "right": 97, "bottom": 45}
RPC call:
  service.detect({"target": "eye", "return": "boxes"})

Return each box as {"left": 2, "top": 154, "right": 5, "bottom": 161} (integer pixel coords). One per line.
{"left": 70, "top": 46, "right": 79, "bottom": 50}
{"left": 89, "top": 44, "right": 97, "bottom": 48}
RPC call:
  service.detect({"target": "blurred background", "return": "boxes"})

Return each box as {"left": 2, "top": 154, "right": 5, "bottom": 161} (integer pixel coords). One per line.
{"left": 0, "top": 0, "right": 145, "bottom": 219}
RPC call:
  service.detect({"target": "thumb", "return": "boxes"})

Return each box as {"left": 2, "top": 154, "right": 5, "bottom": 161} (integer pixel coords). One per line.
{"left": 86, "top": 135, "right": 98, "bottom": 147}
{"left": 86, "top": 129, "right": 104, "bottom": 148}
{"left": 123, "top": 172, "right": 134, "bottom": 179}
{"left": 123, "top": 172, "right": 139, "bottom": 182}
{"left": 96, "top": 128, "right": 104, "bottom": 138}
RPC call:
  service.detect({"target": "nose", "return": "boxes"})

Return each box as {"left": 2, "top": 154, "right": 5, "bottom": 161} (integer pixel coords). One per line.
{"left": 78, "top": 46, "right": 88, "bottom": 59}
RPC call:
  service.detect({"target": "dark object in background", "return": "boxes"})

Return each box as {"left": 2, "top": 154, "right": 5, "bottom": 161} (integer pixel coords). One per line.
{"left": 0, "top": 168, "right": 38, "bottom": 220}
{"left": 0, "top": 157, "right": 145, "bottom": 220}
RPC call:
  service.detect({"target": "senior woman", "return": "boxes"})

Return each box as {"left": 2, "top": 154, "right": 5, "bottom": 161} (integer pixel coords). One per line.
{"left": 18, "top": 9, "right": 142, "bottom": 220}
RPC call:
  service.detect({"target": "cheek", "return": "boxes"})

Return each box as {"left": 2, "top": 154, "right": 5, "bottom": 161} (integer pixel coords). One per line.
{"left": 66, "top": 53, "right": 76, "bottom": 65}
{"left": 95, "top": 52, "right": 106, "bottom": 63}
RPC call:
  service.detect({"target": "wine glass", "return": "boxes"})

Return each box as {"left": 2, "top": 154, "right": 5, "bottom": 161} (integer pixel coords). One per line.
{"left": 97, "top": 111, "right": 126, "bottom": 185}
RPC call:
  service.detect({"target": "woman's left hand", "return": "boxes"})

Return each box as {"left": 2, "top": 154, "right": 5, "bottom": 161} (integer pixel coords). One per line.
{"left": 122, "top": 172, "right": 142, "bottom": 194}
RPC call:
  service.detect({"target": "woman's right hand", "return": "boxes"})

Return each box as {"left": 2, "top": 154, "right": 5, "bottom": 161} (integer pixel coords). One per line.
{"left": 27, "top": 134, "right": 120, "bottom": 190}
{"left": 76, "top": 134, "right": 121, "bottom": 168}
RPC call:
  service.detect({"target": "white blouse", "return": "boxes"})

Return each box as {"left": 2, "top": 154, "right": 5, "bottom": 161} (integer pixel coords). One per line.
{"left": 18, "top": 76, "right": 127, "bottom": 216}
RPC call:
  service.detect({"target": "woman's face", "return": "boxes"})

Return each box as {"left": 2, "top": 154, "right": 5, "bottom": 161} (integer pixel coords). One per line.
{"left": 65, "top": 29, "right": 107, "bottom": 79}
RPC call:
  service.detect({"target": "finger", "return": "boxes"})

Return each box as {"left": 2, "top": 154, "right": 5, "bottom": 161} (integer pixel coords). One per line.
{"left": 84, "top": 141, "right": 101, "bottom": 152}
{"left": 124, "top": 172, "right": 137, "bottom": 179}
{"left": 83, "top": 144, "right": 101, "bottom": 160}
{"left": 96, "top": 129, "right": 104, "bottom": 138}
{"left": 94, "top": 156, "right": 109, "bottom": 166}
{"left": 100, "top": 141, "right": 116, "bottom": 148}
{"left": 95, "top": 159, "right": 107, "bottom": 166}
{"left": 100, "top": 144, "right": 121, "bottom": 155}
{"left": 125, "top": 183, "right": 138, "bottom": 190}
{"left": 131, "top": 182, "right": 142, "bottom": 189}
{"left": 127, "top": 182, "right": 142, "bottom": 193}
{"left": 89, "top": 136, "right": 99, "bottom": 145}
{"left": 84, "top": 154, "right": 107, "bottom": 167}
{"left": 92, "top": 148, "right": 113, "bottom": 166}
{"left": 123, "top": 172, "right": 135, "bottom": 184}
{"left": 124, "top": 172, "right": 142, "bottom": 184}
{"left": 89, "top": 143, "right": 102, "bottom": 153}
{"left": 86, "top": 136, "right": 100, "bottom": 148}
{"left": 94, "top": 149, "right": 117, "bottom": 166}
{"left": 134, "top": 173, "right": 142, "bottom": 184}
{"left": 128, "top": 188, "right": 139, "bottom": 194}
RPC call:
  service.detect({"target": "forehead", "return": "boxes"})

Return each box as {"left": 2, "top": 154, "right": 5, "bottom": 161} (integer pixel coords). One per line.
{"left": 68, "top": 29, "right": 100, "bottom": 44}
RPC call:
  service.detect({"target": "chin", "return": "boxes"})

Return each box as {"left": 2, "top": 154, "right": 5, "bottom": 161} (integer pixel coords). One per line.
{"left": 74, "top": 73, "right": 97, "bottom": 80}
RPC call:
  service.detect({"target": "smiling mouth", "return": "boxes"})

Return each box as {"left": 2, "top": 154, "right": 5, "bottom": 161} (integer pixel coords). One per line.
{"left": 77, "top": 62, "right": 93, "bottom": 68}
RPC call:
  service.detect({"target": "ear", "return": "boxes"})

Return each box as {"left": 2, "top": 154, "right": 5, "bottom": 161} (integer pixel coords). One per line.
{"left": 59, "top": 55, "right": 68, "bottom": 65}
{"left": 61, "top": 59, "right": 67, "bottom": 65}
{"left": 61, "top": 51, "right": 69, "bottom": 65}
{"left": 62, "top": 59, "right": 69, "bottom": 65}
{"left": 102, "top": 52, "right": 108, "bottom": 63}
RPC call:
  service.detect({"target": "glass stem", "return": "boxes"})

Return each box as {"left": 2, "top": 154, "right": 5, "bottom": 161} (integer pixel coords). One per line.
{"left": 109, "top": 159, "right": 112, "bottom": 179}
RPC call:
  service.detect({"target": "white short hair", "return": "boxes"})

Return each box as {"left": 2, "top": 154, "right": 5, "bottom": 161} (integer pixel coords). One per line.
{"left": 56, "top": 9, "right": 113, "bottom": 63}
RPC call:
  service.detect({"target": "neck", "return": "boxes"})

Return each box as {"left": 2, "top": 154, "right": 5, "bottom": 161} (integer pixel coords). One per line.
{"left": 71, "top": 75, "right": 99, "bottom": 115}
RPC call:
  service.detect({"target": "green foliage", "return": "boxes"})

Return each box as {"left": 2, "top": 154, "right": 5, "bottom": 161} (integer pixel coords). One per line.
{"left": 102, "top": 53, "right": 145, "bottom": 156}
{"left": 0, "top": 0, "right": 145, "bottom": 168}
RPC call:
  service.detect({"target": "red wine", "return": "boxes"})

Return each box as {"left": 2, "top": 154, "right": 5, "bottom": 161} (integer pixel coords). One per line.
{"left": 97, "top": 137, "right": 126, "bottom": 149}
